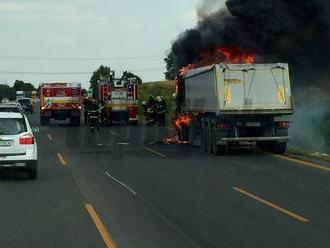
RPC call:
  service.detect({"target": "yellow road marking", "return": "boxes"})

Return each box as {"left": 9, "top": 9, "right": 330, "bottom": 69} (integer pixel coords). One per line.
{"left": 233, "top": 186, "right": 309, "bottom": 223}
{"left": 47, "top": 134, "right": 53, "bottom": 141}
{"left": 144, "top": 146, "right": 166, "bottom": 158}
{"left": 56, "top": 153, "right": 67, "bottom": 166}
{"left": 84, "top": 203, "right": 118, "bottom": 248}
{"left": 273, "top": 154, "right": 330, "bottom": 172}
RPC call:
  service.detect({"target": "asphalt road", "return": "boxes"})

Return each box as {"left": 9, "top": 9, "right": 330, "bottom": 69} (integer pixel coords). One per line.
{"left": 1, "top": 107, "right": 330, "bottom": 248}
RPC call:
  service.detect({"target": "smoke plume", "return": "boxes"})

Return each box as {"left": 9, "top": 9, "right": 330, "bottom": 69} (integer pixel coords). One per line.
{"left": 168, "top": 0, "right": 330, "bottom": 152}
{"left": 170, "top": 0, "right": 330, "bottom": 82}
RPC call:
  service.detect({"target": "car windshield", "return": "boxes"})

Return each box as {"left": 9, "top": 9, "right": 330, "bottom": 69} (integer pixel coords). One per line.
{"left": 0, "top": 118, "right": 26, "bottom": 135}
{"left": 0, "top": 107, "right": 20, "bottom": 113}
{"left": 18, "top": 99, "right": 30, "bottom": 105}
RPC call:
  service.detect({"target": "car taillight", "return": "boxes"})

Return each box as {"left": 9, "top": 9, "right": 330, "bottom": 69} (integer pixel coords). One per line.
{"left": 217, "top": 123, "right": 231, "bottom": 129}
{"left": 19, "top": 133, "right": 35, "bottom": 145}
{"left": 276, "top": 121, "right": 290, "bottom": 128}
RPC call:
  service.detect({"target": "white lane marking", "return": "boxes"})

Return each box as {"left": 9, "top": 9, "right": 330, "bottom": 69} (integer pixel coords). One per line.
{"left": 105, "top": 171, "right": 137, "bottom": 196}
{"left": 144, "top": 145, "right": 166, "bottom": 158}
{"left": 116, "top": 142, "right": 131, "bottom": 146}
{"left": 109, "top": 130, "right": 119, "bottom": 136}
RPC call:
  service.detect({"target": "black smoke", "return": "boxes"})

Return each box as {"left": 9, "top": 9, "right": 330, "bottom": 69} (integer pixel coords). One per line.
{"left": 169, "top": 0, "right": 330, "bottom": 85}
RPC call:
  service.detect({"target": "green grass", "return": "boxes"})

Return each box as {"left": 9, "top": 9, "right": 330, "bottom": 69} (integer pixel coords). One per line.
{"left": 138, "top": 80, "right": 175, "bottom": 126}
{"left": 288, "top": 147, "right": 330, "bottom": 162}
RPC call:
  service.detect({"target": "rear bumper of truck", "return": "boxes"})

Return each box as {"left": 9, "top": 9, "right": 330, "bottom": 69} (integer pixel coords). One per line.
{"left": 41, "top": 109, "right": 81, "bottom": 119}
{"left": 217, "top": 136, "right": 289, "bottom": 145}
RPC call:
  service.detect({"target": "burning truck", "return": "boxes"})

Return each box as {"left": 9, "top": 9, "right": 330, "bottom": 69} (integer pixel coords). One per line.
{"left": 173, "top": 62, "right": 294, "bottom": 155}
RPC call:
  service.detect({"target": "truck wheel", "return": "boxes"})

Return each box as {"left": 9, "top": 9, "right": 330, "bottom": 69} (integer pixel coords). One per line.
{"left": 70, "top": 117, "right": 80, "bottom": 126}
{"left": 130, "top": 121, "right": 138, "bottom": 126}
{"left": 211, "top": 125, "right": 227, "bottom": 156}
{"left": 201, "top": 123, "right": 207, "bottom": 152}
{"left": 256, "top": 141, "right": 268, "bottom": 150}
{"left": 272, "top": 142, "right": 287, "bottom": 154}
{"left": 206, "top": 125, "right": 212, "bottom": 153}
{"left": 40, "top": 117, "right": 49, "bottom": 126}
{"left": 178, "top": 126, "right": 189, "bottom": 142}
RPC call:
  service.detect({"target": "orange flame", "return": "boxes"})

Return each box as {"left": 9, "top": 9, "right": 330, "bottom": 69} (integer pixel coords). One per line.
{"left": 179, "top": 46, "right": 255, "bottom": 76}
{"left": 174, "top": 113, "right": 192, "bottom": 129}
{"left": 163, "top": 132, "right": 191, "bottom": 144}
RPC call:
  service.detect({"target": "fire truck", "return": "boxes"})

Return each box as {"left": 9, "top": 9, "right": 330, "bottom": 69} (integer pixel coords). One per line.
{"left": 98, "top": 74, "right": 138, "bottom": 125}
{"left": 40, "top": 82, "right": 82, "bottom": 126}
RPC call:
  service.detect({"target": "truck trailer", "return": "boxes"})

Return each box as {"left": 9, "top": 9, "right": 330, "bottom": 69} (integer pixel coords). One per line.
{"left": 40, "top": 82, "right": 82, "bottom": 126}
{"left": 175, "top": 63, "right": 294, "bottom": 155}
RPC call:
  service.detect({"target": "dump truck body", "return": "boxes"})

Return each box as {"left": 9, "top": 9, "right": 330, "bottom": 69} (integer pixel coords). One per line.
{"left": 183, "top": 63, "right": 293, "bottom": 114}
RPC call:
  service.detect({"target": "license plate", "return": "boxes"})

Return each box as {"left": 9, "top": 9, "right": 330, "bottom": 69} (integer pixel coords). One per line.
{"left": 0, "top": 140, "right": 13, "bottom": 147}
{"left": 246, "top": 122, "right": 261, "bottom": 127}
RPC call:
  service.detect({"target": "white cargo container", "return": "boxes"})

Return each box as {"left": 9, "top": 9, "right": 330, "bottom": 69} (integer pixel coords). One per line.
{"left": 183, "top": 63, "right": 294, "bottom": 114}
{"left": 176, "top": 63, "right": 294, "bottom": 155}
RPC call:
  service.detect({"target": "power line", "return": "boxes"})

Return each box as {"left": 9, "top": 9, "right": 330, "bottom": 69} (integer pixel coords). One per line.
{"left": 0, "top": 55, "right": 163, "bottom": 61}
{"left": 0, "top": 71, "right": 92, "bottom": 75}
{"left": 0, "top": 67, "right": 165, "bottom": 75}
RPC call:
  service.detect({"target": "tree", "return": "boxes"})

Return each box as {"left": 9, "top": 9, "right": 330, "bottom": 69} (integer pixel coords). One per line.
{"left": 164, "top": 53, "right": 177, "bottom": 80}
{"left": 122, "top": 71, "right": 142, "bottom": 85}
{"left": 89, "top": 65, "right": 111, "bottom": 97}
{"left": 13, "top": 80, "right": 36, "bottom": 92}
{"left": 0, "top": 84, "right": 16, "bottom": 100}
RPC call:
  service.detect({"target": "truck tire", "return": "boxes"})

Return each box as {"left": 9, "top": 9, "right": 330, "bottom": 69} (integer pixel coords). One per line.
{"left": 256, "top": 141, "right": 268, "bottom": 150}
{"left": 178, "top": 126, "right": 189, "bottom": 142}
{"left": 201, "top": 122, "right": 207, "bottom": 152}
{"left": 70, "top": 117, "right": 80, "bottom": 126}
{"left": 272, "top": 142, "right": 287, "bottom": 154}
{"left": 211, "top": 125, "right": 227, "bottom": 156}
{"left": 40, "top": 117, "right": 49, "bottom": 126}
{"left": 206, "top": 125, "right": 212, "bottom": 153}
{"left": 27, "top": 162, "right": 38, "bottom": 180}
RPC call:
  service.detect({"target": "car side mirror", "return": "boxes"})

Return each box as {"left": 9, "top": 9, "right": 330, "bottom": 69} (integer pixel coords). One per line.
{"left": 31, "top": 126, "right": 40, "bottom": 133}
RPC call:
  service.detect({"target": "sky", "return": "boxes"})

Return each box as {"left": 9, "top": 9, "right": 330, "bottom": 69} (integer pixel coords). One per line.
{"left": 0, "top": 0, "right": 201, "bottom": 88}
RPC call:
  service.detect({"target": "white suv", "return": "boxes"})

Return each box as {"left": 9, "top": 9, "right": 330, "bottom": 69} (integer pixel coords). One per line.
{"left": 0, "top": 112, "right": 38, "bottom": 179}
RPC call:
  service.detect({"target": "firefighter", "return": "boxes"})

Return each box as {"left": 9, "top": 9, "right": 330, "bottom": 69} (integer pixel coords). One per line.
{"left": 146, "top": 95, "right": 156, "bottom": 125}
{"left": 156, "top": 96, "right": 167, "bottom": 127}
{"left": 141, "top": 100, "right": 147, "bottom": 119}
{"left": 82, "top": 97, "right": 90, "bottom": 124}
{"left": 98, "top": 99, "right": 106, "bottom": 126}
{"left": 87, "top": 98, "right": 101, "bottom": 133}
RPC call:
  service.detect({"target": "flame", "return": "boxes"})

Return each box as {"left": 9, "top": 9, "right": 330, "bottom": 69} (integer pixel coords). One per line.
{"left": 163, "top": 132, "right": 191, "bottom": 144}
{"left": 217, "top": 47, "right": 255, "bottom": 64}
{"left": 179, "top": 46, "right": 255, "bottom": 76}
{"left": 174, "top": 113, "right": 192, "bottom": 129}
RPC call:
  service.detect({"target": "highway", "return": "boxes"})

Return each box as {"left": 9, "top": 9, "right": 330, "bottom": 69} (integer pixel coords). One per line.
{"left": 1, "top": 107, "right": 330, "bottom": 248}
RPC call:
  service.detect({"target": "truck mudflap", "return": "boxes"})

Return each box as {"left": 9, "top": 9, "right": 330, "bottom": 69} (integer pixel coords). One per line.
{"left": 218, "top": 136, "right": 289, "bottom": 144}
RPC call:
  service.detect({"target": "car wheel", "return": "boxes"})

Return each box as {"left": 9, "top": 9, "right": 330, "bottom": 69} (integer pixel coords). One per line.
{"left": 28, "top": 162, "right": 38, "bottom": 180}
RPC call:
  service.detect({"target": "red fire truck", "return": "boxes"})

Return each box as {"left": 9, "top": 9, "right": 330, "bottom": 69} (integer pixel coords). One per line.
{"left": 98, "top": 76, "right": 138, "bottom": 125}
{"left": 40, "top": 82, "right": 82, "bottom": 126}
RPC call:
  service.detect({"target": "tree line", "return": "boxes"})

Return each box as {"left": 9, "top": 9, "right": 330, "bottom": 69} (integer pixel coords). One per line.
{"left": 0, "top": 80, "right": 36, "bottom": 100}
